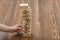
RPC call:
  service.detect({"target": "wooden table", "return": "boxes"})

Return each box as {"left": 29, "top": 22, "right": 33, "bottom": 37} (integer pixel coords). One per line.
{"left": 0, "top": 0, "right": 60, "bottom": 40}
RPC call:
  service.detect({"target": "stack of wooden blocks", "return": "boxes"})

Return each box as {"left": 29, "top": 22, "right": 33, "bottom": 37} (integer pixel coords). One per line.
{"left": 20, "top": 3, "right": 32, "bottom": 37}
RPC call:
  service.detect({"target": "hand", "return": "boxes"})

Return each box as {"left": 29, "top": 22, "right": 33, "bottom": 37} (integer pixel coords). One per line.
{"left": 9, "top": 25, "right": 22, "bottom": 33}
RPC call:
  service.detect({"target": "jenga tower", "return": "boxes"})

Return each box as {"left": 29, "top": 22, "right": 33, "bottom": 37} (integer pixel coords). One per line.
{"left": 19, "top": 3, "right": 32, "bottom": 37}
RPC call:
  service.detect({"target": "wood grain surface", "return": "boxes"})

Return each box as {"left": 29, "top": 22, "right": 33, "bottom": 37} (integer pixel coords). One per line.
{"left": 0, "top": 0, "right": 60, "bottom": 40}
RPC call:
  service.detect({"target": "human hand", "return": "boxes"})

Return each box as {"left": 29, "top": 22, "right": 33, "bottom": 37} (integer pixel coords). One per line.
{"left": 9, "top": 25, "right": 22, "bottom": 33}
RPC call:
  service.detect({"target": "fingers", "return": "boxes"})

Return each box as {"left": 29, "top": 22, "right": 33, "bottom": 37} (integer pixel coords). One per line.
{"left": 11, "top": 24, "right": 23, "bottom": 33}
{"left": 17, "top": 27, "right": 22, "bottom": 32}
{"left": 16, "top": 25, "right": 22, "bottom": 33}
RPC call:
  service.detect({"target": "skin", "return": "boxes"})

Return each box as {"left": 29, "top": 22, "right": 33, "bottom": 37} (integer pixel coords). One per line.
{"left": 0, "top": 24, "right": 22, "bottom": 33}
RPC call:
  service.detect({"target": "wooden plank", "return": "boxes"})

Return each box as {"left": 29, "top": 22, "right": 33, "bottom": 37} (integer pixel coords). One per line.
{"left": 38, "top": 0, "right": 59, "bottom": 40}
{"left": 0, "top": 0, "right": 60, "bottom": 40}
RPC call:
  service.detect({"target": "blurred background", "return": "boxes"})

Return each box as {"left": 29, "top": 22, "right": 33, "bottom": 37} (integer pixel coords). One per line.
{"left": 0, "top": 0, "right": 60, "bottom": 40}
